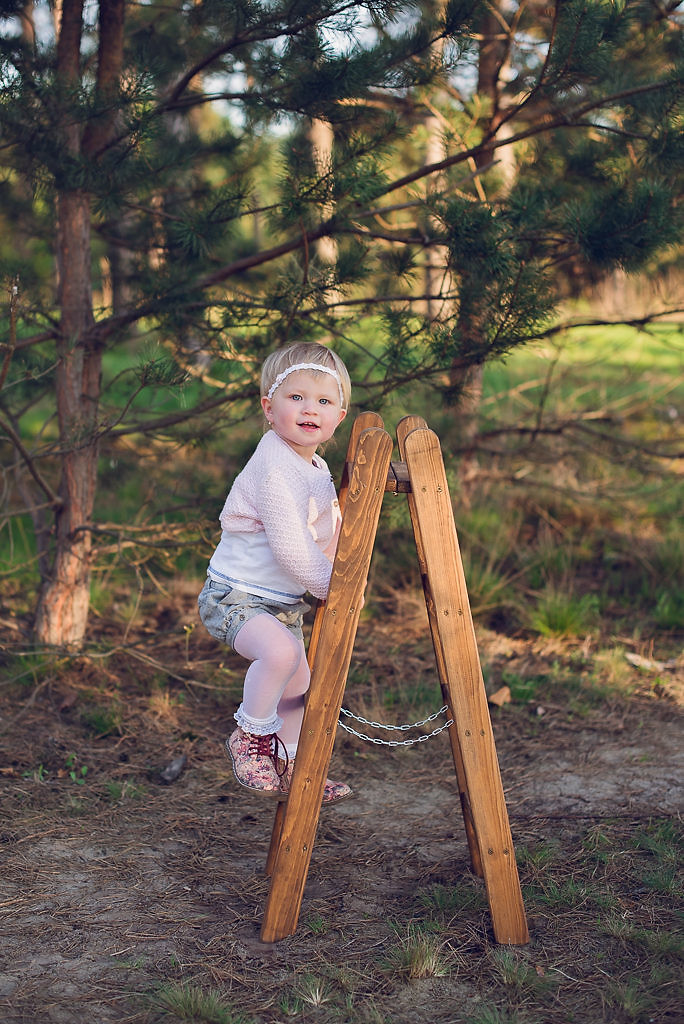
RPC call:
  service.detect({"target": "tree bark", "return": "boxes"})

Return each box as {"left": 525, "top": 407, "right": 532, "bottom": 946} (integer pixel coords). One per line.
{"left": 34, "top": 0, "right": 124, "bottom": 647}
{"left": 449, "top": 5, "right": 510, "bottom": 478}
{"left": 34, "top": 190, "right": 100, "bottom": 647}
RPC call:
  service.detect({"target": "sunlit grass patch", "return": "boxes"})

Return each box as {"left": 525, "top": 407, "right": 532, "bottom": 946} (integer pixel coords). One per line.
{"left": 150, "top": 981, "right": 249, "bottom": 1023}
{"left": 291, "top": 973, "right": 334, "bottom": 1007}
{"left": 487, "top": 946, "right": 555, "bottom": 999}
{"left": 380, "top": 923, "right": 452, "bottom": 979}
{"left": 527, "top": 585, "right": 600, "bottom": 638}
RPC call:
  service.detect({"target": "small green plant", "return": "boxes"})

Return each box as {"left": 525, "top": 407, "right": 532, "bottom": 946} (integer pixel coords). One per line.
{"left": 150, "top": 982, "right": 248, "bottom": 1023}
{"left": 380, "top": 924, "right": 451, "bottom": 980}
{"left": 305, "top": 912, "right": 329, "bottom": 935}
{"left": 528, "top": 586, "right": 599, "bottom": 638}
{"left": 292, "top": 974, "right": 333, "bottom": 1008}
{"left": 488, "top": 947, "right": 536, "bottom": 993}
{"left": 515, "top": 842, "right": 558, "bottom": 872}
{"left": 81, "top": 703, "right": 122, "bottom": 737}
{"left": 417, "top": 881, "right": 486, "bottom": 916}
{"left": 500, "top": 670, "right": 548, "bottom": 704}
{"left": 65, "top": 753, "right": 88, "bottom": 785}
{"left": 529, "top": 876, "right": 595, "bottom": 910}
{"left": 278, "top": 992, "right": 302, "bottom": 1017}
{"left": 103, "top": 779, "right": 146, "bottom": 803}
{"left": 633, "top": 928, "right": 683, "bottom": 957}
{"left": 632, "top": 819, "right": 680, "bottom": 863}
{"left": 467, "top": 1003, "right": 529, "bottom": 1024}
{"left": 22, "top": 763, "right": 48, "bottom": 782}
{"left": 604, "top": 977, "right": 653, "bottom": 1021}
{"left": 599, "top": 911, "right": 634, "bottom": 941}
{"left": 582, "top": 822, "right": 618, "bottom": 863}
{"left": 640, "top": 864, "right": 680, "bottom": 896}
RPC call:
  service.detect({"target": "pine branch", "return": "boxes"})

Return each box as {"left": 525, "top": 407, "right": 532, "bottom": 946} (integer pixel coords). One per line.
{"left": 379, "top": 78, "right": 680, "bottom": 199}
{"left": 528, "top": 310, "right": 684, "bottom": 341}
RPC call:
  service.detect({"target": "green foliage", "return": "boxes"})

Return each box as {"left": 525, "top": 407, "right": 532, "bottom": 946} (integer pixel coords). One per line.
{"left": 528, "top": 587, "right": 600, "bottom": 638}
{"left": 567, "top": 179, "right": 679, "bottom": 270}
{"left": 1, "top": 0, "right": 682, "bottom": 643}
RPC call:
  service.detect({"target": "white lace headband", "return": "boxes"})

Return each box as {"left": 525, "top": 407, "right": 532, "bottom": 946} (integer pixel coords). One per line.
{"left": 266, "top": 362, "right": 346, "bottom": 407}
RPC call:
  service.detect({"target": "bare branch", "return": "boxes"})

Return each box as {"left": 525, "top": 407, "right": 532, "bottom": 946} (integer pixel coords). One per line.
{"left": 0, "top": 278, "right": 19, "bottom": 391}
{"left": 0, "top": 414, "right": 63, "bottom": 509}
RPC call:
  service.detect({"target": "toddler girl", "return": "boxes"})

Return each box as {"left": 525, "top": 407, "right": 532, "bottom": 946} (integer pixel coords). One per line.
{"left": 198, "top": 342, "right": 352, "bottom": 803}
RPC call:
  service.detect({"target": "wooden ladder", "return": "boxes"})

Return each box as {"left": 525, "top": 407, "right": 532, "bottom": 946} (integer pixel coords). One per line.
{"left": 260, "top": 413, "right": 529, "bottom": 946}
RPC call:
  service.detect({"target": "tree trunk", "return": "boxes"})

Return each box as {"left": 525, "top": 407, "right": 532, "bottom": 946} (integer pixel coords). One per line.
{"left": 34, "top": 0, "right": 124, "bottom": 647}
{"left": 34, "top": 191, "right": 100, "bottom": 647}
{"left": 450, "top": 5, "right": 510, "bottom": 480}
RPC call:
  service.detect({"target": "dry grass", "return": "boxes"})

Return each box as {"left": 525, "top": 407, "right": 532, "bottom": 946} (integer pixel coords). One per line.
{"left": 0, "top": 596, "right": 682, "bottom": 1024}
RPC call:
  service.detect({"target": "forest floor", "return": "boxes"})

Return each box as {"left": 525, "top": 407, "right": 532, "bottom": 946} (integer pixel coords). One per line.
{"left": 1, "top": 583, "right": 682, "bottom": 1024}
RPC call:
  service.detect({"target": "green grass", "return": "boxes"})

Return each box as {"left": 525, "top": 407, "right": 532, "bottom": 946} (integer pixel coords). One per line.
{"left": 3, "top": 321, "right": 682, "bottom": 651}
{"left": 150, "top": 982, "right": 249, "bottom": 1023}
{"left": 380, "top": 924, "right": 452, "bottom": 980}
{"left": 527, "top": 586, "right": 600, "bottom": 638}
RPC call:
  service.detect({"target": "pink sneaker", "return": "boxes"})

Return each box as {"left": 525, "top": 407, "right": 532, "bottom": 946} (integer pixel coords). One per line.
{"left": 279, "top": 762, "right": 353, "bottom": 805}
{"left": 226, "top": 728, "right": 287, "bottom": 797}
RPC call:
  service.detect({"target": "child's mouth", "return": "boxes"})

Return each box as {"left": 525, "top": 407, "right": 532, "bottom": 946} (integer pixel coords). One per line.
{"left": 299, "top": 421, "right": 319, "bottom": 430}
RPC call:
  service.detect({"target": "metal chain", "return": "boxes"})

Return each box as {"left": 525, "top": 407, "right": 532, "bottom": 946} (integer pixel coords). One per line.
{"left": 337, "top": 705, "right": 453, "bottom": 747}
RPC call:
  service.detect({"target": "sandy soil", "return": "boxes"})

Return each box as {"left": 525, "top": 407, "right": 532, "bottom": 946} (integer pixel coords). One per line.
{"left": 1, "top": 621, "right": 682, "bottom": 1024}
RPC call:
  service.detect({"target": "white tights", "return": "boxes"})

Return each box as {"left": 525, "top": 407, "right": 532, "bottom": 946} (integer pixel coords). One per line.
{"left": 233, "top": 613, "right": 310, "bottom": 755}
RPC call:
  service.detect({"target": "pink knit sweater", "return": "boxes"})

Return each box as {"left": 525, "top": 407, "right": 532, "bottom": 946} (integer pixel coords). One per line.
{"left": 207, "top": 430, "right": 341, "bottom": 602}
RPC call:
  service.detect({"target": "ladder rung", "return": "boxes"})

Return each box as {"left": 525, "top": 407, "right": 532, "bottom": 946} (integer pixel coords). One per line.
{"left": 344, "top": 460, "right": 411, "bottom": 493}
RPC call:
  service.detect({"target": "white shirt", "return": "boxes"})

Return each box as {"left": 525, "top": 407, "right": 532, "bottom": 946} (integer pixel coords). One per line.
{"left": 207, "top": 430, "right": 341, "bottom": 602}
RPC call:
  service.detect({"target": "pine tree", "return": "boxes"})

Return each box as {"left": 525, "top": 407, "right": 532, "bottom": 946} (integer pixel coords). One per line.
{"left": 0, "top": 0, "right": 681, "bottom": 646}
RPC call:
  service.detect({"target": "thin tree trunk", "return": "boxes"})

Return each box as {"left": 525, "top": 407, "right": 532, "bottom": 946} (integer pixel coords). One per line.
{"left": 309, "top": 118, "right": 338, "bottom": 265}
{"left": 34, "top": 191, "right": 100, "bottom": 647}
{"left": 34, "top": 0, "right": 124, "bottom": 647}
{"left": 450, "top": 5, "right": 510, "bottom": 483}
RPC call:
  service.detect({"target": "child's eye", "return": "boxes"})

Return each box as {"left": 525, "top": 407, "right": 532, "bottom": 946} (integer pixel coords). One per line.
{"left": 290, "top": 393, "right": 302, "bottom": 401}
{"left": 319, "top": 398, "right": 330, "bottom": 405}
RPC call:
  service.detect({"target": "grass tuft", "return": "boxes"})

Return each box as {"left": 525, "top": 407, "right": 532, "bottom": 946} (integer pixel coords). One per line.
{"left": 150, "top": 981, "right": 249, "bottom": 1023}
{"left": 380, "top": 924, "right": 452, "bottom": 979}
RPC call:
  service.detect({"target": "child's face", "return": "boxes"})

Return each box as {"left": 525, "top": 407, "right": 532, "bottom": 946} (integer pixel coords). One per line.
{"left": 261, "top": 370, "right": 347, "bottom": 461}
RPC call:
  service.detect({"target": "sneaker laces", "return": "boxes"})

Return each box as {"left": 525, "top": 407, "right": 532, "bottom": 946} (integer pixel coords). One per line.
{"left": 246, "top": 732, "right": 289, "bottom": 778}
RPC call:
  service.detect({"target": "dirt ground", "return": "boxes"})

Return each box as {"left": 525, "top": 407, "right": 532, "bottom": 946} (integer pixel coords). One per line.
{"left": 1, "top": 601, "right": 682, "bottom": 1024}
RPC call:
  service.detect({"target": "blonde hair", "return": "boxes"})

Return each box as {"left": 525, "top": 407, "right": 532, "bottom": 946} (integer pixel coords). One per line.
{"left": 260, "top": 343, "right": 352, "bottom": 410}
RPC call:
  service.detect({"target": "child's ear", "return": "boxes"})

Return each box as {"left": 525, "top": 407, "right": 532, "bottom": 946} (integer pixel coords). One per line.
{"left": 337, "top": 407, "right": 347, "bottom": 426}
{"left": 261, "top": 395, "right": 273, "bottom": 422}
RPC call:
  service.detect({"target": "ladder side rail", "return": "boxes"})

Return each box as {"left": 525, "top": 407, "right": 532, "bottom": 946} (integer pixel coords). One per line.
{"left": 265, "top": 413, "right": 385, "bottom": 877}
{"left": 404, "top": 427, "right": 529, "bottom": 945}
{"left": 260, "top": 427, "right": 393, "bottom": 942}
{"left": 396, "top": 417, "right": 483, "bottom": 878}
{"left": 308, "top": 412, "right": 385, "bottom": 666}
